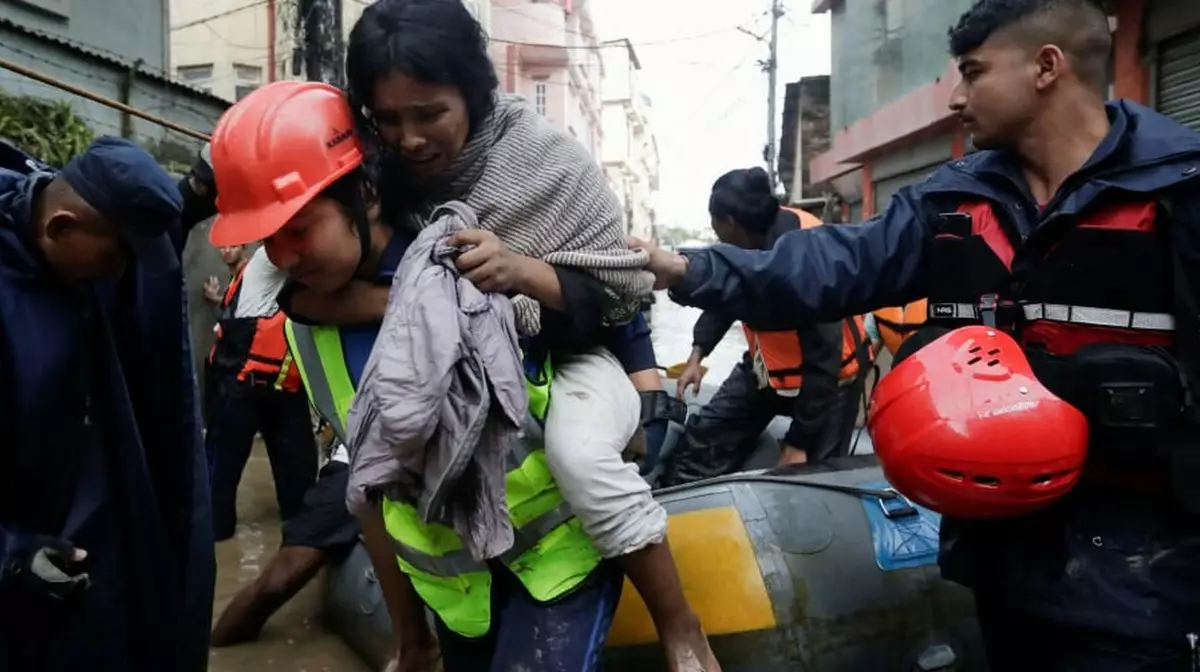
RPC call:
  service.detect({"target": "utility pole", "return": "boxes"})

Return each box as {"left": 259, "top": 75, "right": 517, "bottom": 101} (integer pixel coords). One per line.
{"left": 764, "top": 0, "right": 783, "bottom": 188}
{"left": 296, "top": 0, "right": 344, "bottom": 87}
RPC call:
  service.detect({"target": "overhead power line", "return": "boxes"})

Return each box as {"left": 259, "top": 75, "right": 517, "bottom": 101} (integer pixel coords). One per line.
{"left": 170, "top": 0, "right": 271, "bottom": 32}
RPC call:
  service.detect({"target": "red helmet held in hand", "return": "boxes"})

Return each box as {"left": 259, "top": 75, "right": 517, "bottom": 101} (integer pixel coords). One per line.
{"left": 867, "top": 326, "right": 1088, "bottom": 519}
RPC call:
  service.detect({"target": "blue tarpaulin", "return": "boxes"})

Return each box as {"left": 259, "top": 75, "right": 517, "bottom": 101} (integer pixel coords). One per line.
{"left": 857, "top": 479, "right": 941, "bottom": 572}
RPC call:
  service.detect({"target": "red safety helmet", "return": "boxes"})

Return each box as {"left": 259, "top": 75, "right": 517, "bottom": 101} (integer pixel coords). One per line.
{"left": 867, "top": 326, "right": 1088, "bottom": 519}
{"left": 208, "top": 80, "right": 364, "bottom": 247}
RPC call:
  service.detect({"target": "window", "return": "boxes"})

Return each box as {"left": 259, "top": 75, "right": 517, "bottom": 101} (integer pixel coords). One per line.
{"left": 176, "top": 64, "right": 214, "bottom": 92}
{"left": 534, "top": 79, "right": 548, "bottom": 116}
{"left": 233, "top": 63, "right": 263, "bottom": 82}
{"left": 234, "top": 63, "right": 263, "bottom": 101}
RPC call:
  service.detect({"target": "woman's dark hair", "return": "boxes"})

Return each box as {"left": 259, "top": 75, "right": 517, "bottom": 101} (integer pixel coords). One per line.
{"left": 345, "top": 0, "right": 498, "bottom": 225}
{"left": 313, "top": 166, "right": 379, "bottom": 272}
{"left": 708, "top": 167, "right": 779, "bottom": 235}
{"left": 320, "top": 167, "right": 372, "bottom": 218}
{"left": 346, "top": 0, "right": 499, "bottom": 133}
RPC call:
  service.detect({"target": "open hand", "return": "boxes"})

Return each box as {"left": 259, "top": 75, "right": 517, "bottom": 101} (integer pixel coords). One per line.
{"left": 675, "top": 361, "right": 706, "bottom": 400}
{"left": 203, "top": 275, "right": 223, "bottom": 304}
{"left": 448, "top": 229, "right": 529, "bottom": 294}
{"left": 627, "top": 236, "right": 689, "bottom": 290}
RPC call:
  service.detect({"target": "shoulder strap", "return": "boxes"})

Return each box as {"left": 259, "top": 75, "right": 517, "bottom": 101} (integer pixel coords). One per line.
{"left": 1157, "top": 196, "right": 1200, "bottom": 421}
{"left": 0, "top": 139, "right": 50, "bottom": 175}
{"left": 220, "top": 264, "right": 247, "bottom": 318}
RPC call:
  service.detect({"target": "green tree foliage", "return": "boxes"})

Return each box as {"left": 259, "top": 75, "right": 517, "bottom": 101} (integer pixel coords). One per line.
{"left": 0, "top": 89, "right": 93, "bottom": 168}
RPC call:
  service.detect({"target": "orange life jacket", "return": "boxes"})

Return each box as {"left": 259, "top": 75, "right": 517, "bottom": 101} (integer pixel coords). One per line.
{"left": 872, "top": 299, "right": 928, "bottom": 355}
{"left": 741, "top": 208, "right": 876, "bottom": 391}
{"left": 208, "top": 264, "right": 301, "bottom": 393}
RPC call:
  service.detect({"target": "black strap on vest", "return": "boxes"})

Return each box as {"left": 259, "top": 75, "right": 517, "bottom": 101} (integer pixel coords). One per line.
{"left": 639, "top": 390, "right": 687, "bottom": 426}
{"left": 873, "top": 313, "right": 922, "bottom": 336}
{"left": 1155, "top": 197, "right": 1200, "bottom": 513}
{"left": 1159, "top": 198, "right": 1200, "bottom": 422}
{"left": 842, "top": 317, "right": 875, "bottom": 456}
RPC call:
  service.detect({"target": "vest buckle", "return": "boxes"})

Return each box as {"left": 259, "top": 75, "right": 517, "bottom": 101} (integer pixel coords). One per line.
{"left": 978, "top": 294, "right": 1000, "bottom": 328}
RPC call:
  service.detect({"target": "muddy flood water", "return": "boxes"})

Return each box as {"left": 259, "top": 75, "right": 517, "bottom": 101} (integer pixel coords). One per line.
{"left": 207, "top": 445, "right": 368, "bottom": 672}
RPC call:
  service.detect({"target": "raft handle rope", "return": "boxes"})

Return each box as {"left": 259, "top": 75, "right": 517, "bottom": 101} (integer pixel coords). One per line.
{"left": 652, "top": 472, "right": 919, "bottom": 519}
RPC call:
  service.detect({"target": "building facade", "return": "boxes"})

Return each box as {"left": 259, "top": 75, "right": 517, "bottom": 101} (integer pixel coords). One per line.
{"left": 777, "top": 75, "right": 831, "bottom": 206}
{"left": 600, "top": 38, "right": 659, "bottom": 241}
{"left": 0, "top": 0, "right": 226, "bottom": 157}
{"left": 168, "top": 0, "right": 605, "bottom": 158}
{"left": 809, "top": 0, "right": 1200, "bottom": 222}
{"left": 169, "top": 0, "right": 370, "bottom": 100}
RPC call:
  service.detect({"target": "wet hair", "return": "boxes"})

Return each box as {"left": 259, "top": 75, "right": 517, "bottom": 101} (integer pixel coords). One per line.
{"left": 319, "top": 167, "right": 371, "bottom": 220}
{"left": 317, "top": 166, "right": 379, "bottom": 276}
{"left": 345, "top": 0, "right": 499, "bottom": 133}
{"left": 948, "top": 0, "right": 1112, "bottom": 93}
{"left": 708, "top": 167, "right": 779, "bottom": 236}
{"left": 345, "top": 0, "right": 498, "bottom": 226}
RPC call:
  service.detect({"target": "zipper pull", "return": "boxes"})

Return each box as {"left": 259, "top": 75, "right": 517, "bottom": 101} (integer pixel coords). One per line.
{"left": 1187, "top": 632, "right": 1198, "bottom": 671}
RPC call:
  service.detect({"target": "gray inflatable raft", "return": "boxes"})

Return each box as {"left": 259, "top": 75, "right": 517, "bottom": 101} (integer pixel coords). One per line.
{"left": 323, "top": 386, "right": 986, "bottom": 671}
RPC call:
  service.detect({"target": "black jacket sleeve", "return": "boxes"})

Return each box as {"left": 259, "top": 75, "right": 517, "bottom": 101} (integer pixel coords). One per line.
{"left": 692, "top": 310, "right": 736, "bottom": 358}
{"left": 537, "top": 267, "right": 620, "bottom": 349}
{"left": 783, "top": 320, "right": 844, "bottom": 448}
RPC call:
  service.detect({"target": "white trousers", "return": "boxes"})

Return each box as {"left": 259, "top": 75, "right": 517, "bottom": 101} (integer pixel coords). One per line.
{"left": 542, "top": 347, "right": 668, "bottom": 558}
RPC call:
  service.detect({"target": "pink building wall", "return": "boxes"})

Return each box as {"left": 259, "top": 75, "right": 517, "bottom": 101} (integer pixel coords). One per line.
{"left": 487, "top": 0, "right": 603, "bottom": 158}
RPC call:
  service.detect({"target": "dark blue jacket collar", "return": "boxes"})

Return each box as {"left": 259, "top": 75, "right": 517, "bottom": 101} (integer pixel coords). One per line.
{"left": 0, "top": 168, "right": 56, "bottom": 280}
{"left": 950, "top": 101, "right": 1200, "bottom": 195}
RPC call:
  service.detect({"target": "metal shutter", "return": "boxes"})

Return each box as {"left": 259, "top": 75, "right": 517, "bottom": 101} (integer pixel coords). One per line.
{"left": 1158, "top": 29, "right": 1200, "bottom": 132}
{"left": 848, "top": 200, "right": 863, "bottom": 224}
{"left": 873, "top": 165, "right": 939, "bottom": 214}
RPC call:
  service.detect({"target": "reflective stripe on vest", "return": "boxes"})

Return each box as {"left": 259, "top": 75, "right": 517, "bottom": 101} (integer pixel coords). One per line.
{"left": 284, "top": 320, "right": 601, "bottom": 638}
{"left": 924, "top": 199, "right": 1179, "bottom": 356}
{"left": 284, "top": 321, "right": 355, "bottom": 445}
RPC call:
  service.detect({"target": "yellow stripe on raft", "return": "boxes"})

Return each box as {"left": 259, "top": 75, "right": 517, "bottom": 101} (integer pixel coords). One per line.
{"left": 607, "top": 506, "right": 777, "bottom": 646}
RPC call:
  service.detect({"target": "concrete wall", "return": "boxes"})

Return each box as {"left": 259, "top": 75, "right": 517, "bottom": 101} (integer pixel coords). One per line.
{"left": 0, "top": 22, "right": 227, "bottom": 162}
{"left": 828, "top": 0, "right": 975, "bottom": 130}
{"left": 169, "top": 0, "right": 373, "bottom": 101}
{"left": 0, "top": 0, "right": 170, "bottom": 71}
{"left": 183, "top": 217, "right": 227, "bottom": 402}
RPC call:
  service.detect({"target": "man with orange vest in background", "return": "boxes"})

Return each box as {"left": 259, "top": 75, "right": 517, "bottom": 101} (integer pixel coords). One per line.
{"left": 872, "top": 299, "right": 928, "bottom": 358}
{"left": 660, "top": 168, "right": 873, "bottom": 486}
{"left": 203, "top": 243, "right": 317, "bottom": 541}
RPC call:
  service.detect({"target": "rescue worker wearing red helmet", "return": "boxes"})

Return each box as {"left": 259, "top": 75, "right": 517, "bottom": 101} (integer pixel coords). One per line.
{"left": 206, "top": 76, "right": 716, "bottom": 670}
{"left": 634, "top": 0, "right": 1200, "bottom": 668}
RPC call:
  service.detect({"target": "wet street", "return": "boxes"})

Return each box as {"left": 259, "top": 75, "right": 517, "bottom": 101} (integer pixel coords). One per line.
{"left": 207, "top": 444, "right": 368, "bottom": 672}
{"left": 649, "top": 290, "right": 747, "bottom": 387}
{"left": 206, "top": 292, "right": 739, "bottom": 671}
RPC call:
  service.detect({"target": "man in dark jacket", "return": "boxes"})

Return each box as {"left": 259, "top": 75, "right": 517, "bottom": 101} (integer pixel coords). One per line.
{"left": 0, "top": 137, "right": 213, "bottom": 671}
{"left": 635, "top": 0, "right": 1200, "bottom": 667}
{"left": 665, "top": 168, "right": 863, "bottom": 486}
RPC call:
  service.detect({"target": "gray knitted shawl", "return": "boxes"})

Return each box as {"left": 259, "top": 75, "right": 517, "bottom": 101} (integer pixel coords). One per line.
{"left": 409, "top": 94, "right": 653, "bottom": 335}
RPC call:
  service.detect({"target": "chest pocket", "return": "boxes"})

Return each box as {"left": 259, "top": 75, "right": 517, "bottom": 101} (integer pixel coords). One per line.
{"left": 927, "top": 205, "right": 1016, "bottom": 318}
{"left": 1020, "top": 201, "right": 1173, "bottom": 315}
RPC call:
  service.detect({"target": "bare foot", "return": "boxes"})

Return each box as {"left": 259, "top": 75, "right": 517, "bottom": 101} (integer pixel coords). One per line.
{"left": 661, "top": 617, "right": 721, "bottom": 672}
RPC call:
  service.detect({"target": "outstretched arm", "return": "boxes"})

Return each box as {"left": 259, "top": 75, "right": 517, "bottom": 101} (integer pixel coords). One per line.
{"left": 641, "top": 185, "right": 936, "bottom": 329}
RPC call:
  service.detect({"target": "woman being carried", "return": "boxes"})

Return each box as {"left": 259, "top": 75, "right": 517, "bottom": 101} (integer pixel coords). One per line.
{"left": 216, "top": 1, "right": 718, "bottom": 670}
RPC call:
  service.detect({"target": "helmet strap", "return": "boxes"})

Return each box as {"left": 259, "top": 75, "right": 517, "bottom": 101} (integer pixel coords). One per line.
{"left": 349, "top": 184, "right": 373, "bottom": 275}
